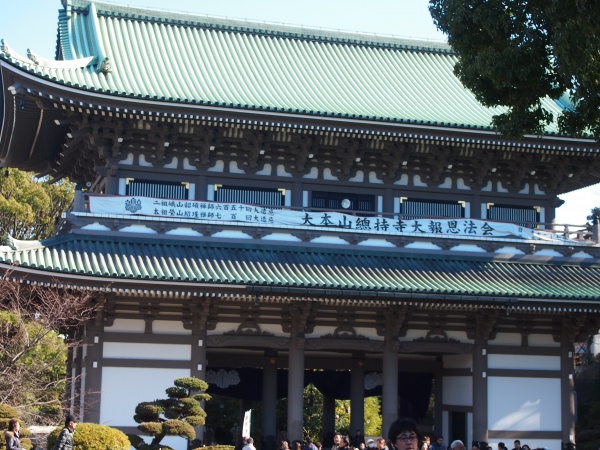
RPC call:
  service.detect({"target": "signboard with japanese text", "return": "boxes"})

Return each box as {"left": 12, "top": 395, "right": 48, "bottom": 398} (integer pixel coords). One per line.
{"left": 87, "top": 195, "right": 577, "bottom": 243}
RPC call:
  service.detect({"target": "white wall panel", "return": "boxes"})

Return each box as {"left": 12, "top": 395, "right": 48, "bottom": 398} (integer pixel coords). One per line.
{"left": 443, "top": 376, "right": 472, "bottom": 406}
{"left": 488, "top": 377, "right": 561, "bottom": 431}
{"left": 105, "top": 318, "right": 145, "bottom": 333}
{"left": 100, "top": 367, "right": 189, "bottom": 427}
{"left": 103, "top": 342, "right": 191, "bottom": 360}
{"left": 488, "top": 333, "right": 521, "bottom": 346}
{"left": 528, "top": 334, "right": 559, "bottom": 347}
{"left": 152, "top": 320, "right": 191, "bottom": 335}
{"left": 488, "top": 354, "right": 559, "bottom": 370}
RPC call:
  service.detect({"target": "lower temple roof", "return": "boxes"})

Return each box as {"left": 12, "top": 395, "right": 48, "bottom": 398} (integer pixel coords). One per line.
{"left": 0, "top": 233, "right": 599, "bottom": 302}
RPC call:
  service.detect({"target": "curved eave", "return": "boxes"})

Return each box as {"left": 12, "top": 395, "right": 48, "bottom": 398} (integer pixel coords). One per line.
{"left": 2, "top": 60, "right": 598, "bottom": 157}
{"left": 1, "top": 235, "right": 600, "bottom": 303}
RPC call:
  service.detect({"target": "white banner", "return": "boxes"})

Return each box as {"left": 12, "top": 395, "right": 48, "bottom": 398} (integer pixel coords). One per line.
{"left": 87, "top": 195, "right": 577, "bottom": 243}
{"left": 242, "top": 409, "right": 251, "bottom": 439}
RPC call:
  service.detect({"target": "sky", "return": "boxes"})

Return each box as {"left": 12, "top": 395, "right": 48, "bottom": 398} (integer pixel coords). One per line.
{"left": 2, "top": 0, "right": 599, "bottom": 226}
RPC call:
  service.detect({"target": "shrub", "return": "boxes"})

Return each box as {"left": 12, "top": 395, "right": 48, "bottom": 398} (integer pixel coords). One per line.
{"left": 47, "top": 423, "right": 130, "bottom": 450}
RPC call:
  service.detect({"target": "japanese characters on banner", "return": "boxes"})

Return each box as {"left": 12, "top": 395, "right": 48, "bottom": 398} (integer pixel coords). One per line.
{"left": 242, "top": 409, "right": 251, "bottom": 439}
{"left": 87, "top": 195, "right": 575, "bottom": 243}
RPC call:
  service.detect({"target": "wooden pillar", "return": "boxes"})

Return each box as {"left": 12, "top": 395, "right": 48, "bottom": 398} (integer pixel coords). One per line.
{"left": 263, "top": 352, "right": 278, "bottom": 449}
{"left": 381, "top": 307, "right": 406, "bottom": 436}
{"left": 350, "top": 354, "right": 365, "bottom": 434}
{"left": 561, "top": 319, "right": 577, "bottom": 446}
{"left": 287, "top": 303, "right": 311, "bottom": 442}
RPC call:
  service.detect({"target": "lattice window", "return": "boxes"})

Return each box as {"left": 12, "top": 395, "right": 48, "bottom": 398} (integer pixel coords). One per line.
{"left": 311, "top": 191, "right": 375, "bottom": 212}
{"left": 487, "top": 203, "right": 540, "bottom": 228}
{"left": 126, "top": 179, "right": 189, "bottom": 200}
{"left": 399, "top": 198, "right": 465, "bottom": 218}
{"left": 214, "top": 185, "right": 285, "bottom": 207}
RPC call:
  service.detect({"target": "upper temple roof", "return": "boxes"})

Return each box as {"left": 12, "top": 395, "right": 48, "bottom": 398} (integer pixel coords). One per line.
{"left": 0, "top": 0, "right": 571, "bottom": 134}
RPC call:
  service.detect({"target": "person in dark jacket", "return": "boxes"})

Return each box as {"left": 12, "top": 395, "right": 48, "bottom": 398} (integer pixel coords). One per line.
{"left": 5, "top": 418, "right": 23, "bottom": 450}
{"left": 54, "top": 415, "right": 77, "bottom": 450}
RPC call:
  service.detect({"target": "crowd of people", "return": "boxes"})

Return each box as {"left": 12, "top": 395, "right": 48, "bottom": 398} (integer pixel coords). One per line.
{"left": 243, "top": 422, "right": 553, "bottom": 450}
{"left": 5, "top": 414, "right": 555, "bottom": 450}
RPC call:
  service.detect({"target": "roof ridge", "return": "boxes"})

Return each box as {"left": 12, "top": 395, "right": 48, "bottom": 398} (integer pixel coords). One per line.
{"left": 69, "top": 0, "right": 451, "bottom": 54}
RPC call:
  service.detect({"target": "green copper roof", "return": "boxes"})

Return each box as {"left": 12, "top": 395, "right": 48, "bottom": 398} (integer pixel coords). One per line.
{"left": 0, "top": 0, "right": 568, "bottom": 133}
{"left": 1, "top": 234, "right": 599, "bottom": 301}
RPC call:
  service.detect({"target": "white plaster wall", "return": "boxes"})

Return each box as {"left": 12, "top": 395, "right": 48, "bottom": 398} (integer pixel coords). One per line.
{"left": 532, "top": 249, "right": 564, "bottom": 257}
{"left": 81, "top": 223, "right": 111, "bottom": 231}
{"left": 105, "top": 318, "right": 146, "bottom": 333}
{"left": 354, "top": 327, "right": 382, "bottom": 340}
{"left": 457, "top": 178, "right": 471, "bottom": 190}
{"left": 401, "top": 331, "right": 472, "bottom": 344}
{"left": 488, "top": 377, "right": 561, "bottom": 431}
{"left": 349, "top": 171, "right": 365, "bottom": 182}
{"left": 393, "top": 174, "right": 409, "bottom": 185}
{"left": 358, "top": 239, "right": 396, "bottom": 247}
{"left": 207, "top": 160, "right": 225, "bottom": 172}
{"left": 487, "top": 354, "right": 560, "bottom": 370}
{"left": 164, "top": 157, "right": 178, "bottom": 169}
{"left": 402, "top": 330, "right": 428, "bottom": 341}
{"left": 449, "top": 245, "right": 486, "bottom": 253}
{"left": 260, "top": 323, "right": 287, "bottom": 337}
{"left": 229, "top": 161, "right": 245, "bottom": 173}
{"left": 138, "top": 154, "right": 153, "bottom": 167}
{"left": 571, "top": 251, "right": 594, "bottom": 259}
{"left": 308, "top": 326, "right": 381, "bottom": 341}
{"left": 438, "top": 177, "right": 452, "bottom": 188}
{"left": 528, "top": 334, "right": 559, "bottom": 347}
{"left": 443, "top": 354, "right": 473, "bottom": 369}
{"left": 276, "top": 165, "right": 293, "bottom": 177}
{"left": 256, "top": 164, "right": 272, "bottom": 176}
{"left": 303, "top": 167, "right": 319, "bottom": 179}
{"left": 447, "top": 331, "right": 473, "bottom": 343}
{"left": 413, "top": 175, "right": 427, "bottom": 187}
{"left": 368, "top": 172, "right": 384, "bottom": 183}
{"left": 311, "top": 236, "right": 347, "bottom": 244}
{"left": 119, "top": 153, "right": 135, "bottom": 166}
{"left": 210, "top": 323, "right": 239, "bottom": 335}
{"left": 100, "top": 367, "right": 189, "bottom": 427}
{"left": 211, "top": 230, "right": 252, "bottom": 239}
{"left": 323, "top": 168, "right": 336, "bottom": 180}
{"left": 166, "top": 228, "right": 203, "bottom": 237}
{"left": 488, "top": 333, "right": 521, "bottom": 346}
{"left": 442, "top": 376, "right": 472, "bottom": 406}
{"left": 262, "top": 233, "right": 302, "bottom": 242}
{"left": 309, "top": 325, "right": 347, "bottom": 337}
{"left": 153, "top": 320, "right": 191, "bottom": 335}
{"left": 103, "top": 342, "right": 191, "bottom": 360}
{"left": 404, "top": 242, "right": 442, "bottom": 250}
{"left": 120, "top": 225, "right": 158, "bottom": 234}
{"left": 494, "top": 247, "right": 526, "bottom": 255}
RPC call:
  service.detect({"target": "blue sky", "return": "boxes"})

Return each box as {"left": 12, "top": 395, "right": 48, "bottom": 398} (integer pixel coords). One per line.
{"left": 2, "top": 0, "right": 598, "bottom": 225}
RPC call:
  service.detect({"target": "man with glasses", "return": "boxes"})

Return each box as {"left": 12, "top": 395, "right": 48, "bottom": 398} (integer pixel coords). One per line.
{"left": 387, "top": 418, "right": 421, "bottom": 450}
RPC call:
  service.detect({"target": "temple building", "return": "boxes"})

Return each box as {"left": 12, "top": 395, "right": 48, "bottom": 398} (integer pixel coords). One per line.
{"left": 2, "top": 1, "right": 600, "bottom": 450}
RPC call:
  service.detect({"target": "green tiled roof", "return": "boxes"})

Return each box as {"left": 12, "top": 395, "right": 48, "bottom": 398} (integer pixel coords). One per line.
{"left": 0, "top": 0, "right": 568, "bottom": 133}
{"left": 1, "top": 234, "right": 599, "bottom": 301}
